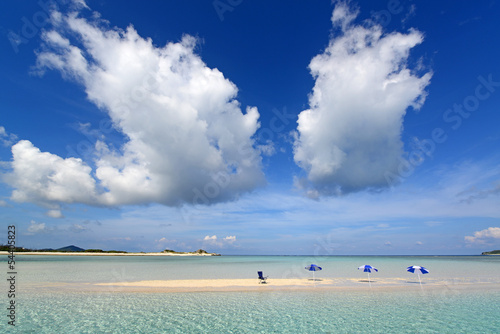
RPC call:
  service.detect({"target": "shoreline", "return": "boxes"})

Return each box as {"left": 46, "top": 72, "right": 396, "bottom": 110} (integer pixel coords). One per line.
{"left": 25, "top": 278, "right": 500, "bottom": 294}
{"left": 18, "top": 277, "right": 500, "bottom": 294}
{"left": 0, "top": 251, "right": 219, "bottom": 256}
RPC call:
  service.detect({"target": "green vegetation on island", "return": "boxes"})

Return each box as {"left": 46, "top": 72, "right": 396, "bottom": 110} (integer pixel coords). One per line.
{"left": 162, "top": 249, "right": 221, "bottom": 256}
{"left": 1, "top": 244, "right": 220, "bottom": 256}
{"left": 0, "top": 244, "right": 127, "bottom": 253}
{"left": 482, "top": 250, "right": 500, "bottom": 255}
{"left": 0, "top": 245, "right": 31, "bottom": 252}
{"left": 83, "top": 249, "right": 127, "bottom": 253}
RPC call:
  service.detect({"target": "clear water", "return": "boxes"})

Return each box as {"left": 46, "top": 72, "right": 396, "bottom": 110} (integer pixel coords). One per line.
{"left": 16, "top": 255, "right": 500, "bottom": 283}
{"left": 3, "top": 255, "right": 500, "bottom": 333}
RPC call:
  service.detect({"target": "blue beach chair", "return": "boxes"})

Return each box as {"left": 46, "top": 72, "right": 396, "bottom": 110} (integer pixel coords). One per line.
{"left": 258, "top": 271, "right": 268, "bottom": 284}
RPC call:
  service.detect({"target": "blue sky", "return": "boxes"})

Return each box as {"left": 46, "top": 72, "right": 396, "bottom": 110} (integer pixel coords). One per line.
{"left": 1, "top": 0, "right": 499, "bottom": 255}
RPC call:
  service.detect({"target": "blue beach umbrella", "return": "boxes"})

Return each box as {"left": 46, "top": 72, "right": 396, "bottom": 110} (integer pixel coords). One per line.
{"left": 305, "top": 264, "right": 322, "bottom": 281}
{"left": 407, "top": 266, "right": 429, "bottom": 286}
{"left": 358, "top": 265, "right": 378, "bottom": 286}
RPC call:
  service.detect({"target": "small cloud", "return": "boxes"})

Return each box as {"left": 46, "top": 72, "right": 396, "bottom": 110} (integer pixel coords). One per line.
{"left": 70, "top": 224, "right": 90, "bottom": 233}
{"left": 83, "top": 219, "right": 102, "bottom": 226}
{"left": 425, "top": 221, "right": 443, "bottom": 227}
{"left": 27, "top": 220, "right": 51, "bottom": 235}
{"left": 415, "top": 241, "right": 423, "bottom": 246}
{"left": 258, "top": 141, "right": 276, "bottom": 156}
{"left": 459, "top": 16, "right": 481, "bottom": 26}
{"left": 384, "top": 241, "right": 392, "bottom": 247}
{"left": 155, "top": 237, "right": 178, "bottom": 251}
{"left": 223, "top": 236, "right": 236, "bottom": 243}
{"left": 156, "top": 237, "right": 176, "bottom": 244}
{"left": 377, "top": 224, "right": 389, "bottom": 228}
{"left": 46, "top": 209, "right": 64, "bottom": 218}
{"left": 0, "top": 200, "right": 9, "bottom": 207}
{"left": 107, "top": 237, "right": 132, "bottom": 241}
{"left": 460, "top": 182, "right": 500, "bottom": 204}
{"left": 0, "top": 126, "right": 18, "bottom": 146}
{"left": 465, "top": 227, "right": 500, "bottom": 244}
{"left": 203, "top": 235, "right": 237, "bottom": 248}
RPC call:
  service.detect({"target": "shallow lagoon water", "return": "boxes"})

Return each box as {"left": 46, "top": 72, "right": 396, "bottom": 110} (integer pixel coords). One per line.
{"left": 4, "top": 255, "right": 500, "bottom": 333}
{"left": 13, "top": 289, "right": 500, "bottom": 333}
{"left": 16, "top": 255, "right": 500, "bottom": 283}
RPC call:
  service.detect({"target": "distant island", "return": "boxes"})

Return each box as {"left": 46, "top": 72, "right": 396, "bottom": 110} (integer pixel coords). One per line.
{"left": 161, "top": 249, "right": 220, "bottom": 256}
{"left": 482, "top": 250, "right": 500, "bottom": 255}
{"left": 0, "top": 245, "right": 220, "bottom": 256}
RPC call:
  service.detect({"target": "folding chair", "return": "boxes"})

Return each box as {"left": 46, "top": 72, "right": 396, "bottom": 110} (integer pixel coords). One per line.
{"left": 258, "top": 271, "right": 268, "bottom": 284}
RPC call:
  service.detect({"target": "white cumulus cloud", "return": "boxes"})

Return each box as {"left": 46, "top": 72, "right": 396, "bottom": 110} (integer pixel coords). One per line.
{"left": 203, "top": 235, "right": 237, "bottom": 247}
{"left": 27, "top": 220, "right": 51, "bottom": 235}
{"left": 6, "top": 5, "right": 265, "bottom": 211}
{"left": 223, "top": 235, "right": 236, "bottom": 243}
{"left": 293, "top": 2, "right": 432, "bottom": 197}
{"left": 465, "top": 227, "right": 500, "bottom": 244}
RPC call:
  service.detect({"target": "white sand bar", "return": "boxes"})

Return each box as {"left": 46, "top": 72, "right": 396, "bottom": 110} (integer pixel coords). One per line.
{"left": 91, "top": 278, "right": 500, "bottom": 293}
{"left": 97, "top": 278, "right": 326, "bottom": 288}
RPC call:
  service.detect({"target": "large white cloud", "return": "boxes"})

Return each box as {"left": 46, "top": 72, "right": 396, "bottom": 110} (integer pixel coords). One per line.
{"left": 7, "top": 5, "right": 265, "bottom": 210}
{"left": 293, "top": 2, "right": 432, "bottom": 197}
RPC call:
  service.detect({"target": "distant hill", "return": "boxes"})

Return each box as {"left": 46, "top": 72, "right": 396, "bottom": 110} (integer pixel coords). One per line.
{"left": 56, "top": 245, "right": 85, "bottom": 252}
{"left": 482, "top": 250, "right": 500, "bottom": 255}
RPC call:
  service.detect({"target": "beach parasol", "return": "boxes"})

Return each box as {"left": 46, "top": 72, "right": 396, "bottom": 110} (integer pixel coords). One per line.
{"left": 406, "top": 266, "right": 429, "bottom": 287}
{"left": 358, "top": 265, "right": 378, "bottom": 287}
{"left": 305, "top": 264, "right": 322, "bottom": 281}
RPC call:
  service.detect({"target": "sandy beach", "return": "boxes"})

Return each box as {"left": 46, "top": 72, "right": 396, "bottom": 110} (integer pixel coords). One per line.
{"left": 87, "top": 277, "right": 500, "bottom": 293}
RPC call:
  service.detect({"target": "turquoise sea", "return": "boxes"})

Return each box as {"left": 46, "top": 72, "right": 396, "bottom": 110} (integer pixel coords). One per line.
{"left": 3, "top": 255, "right": 500, "bottom": 333}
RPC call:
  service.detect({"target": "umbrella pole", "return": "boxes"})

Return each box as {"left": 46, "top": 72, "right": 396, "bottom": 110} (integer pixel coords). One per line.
{"left": 368, "top": 272, "right": 371, "bottom": 288}
{"left": 418, "top": 272, "right": 422, "bottom": 288}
